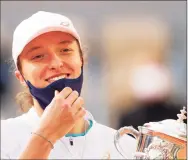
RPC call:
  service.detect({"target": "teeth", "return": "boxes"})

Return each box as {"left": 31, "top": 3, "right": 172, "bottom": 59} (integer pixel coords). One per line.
{"left": 49, "top": 75, "right": 66, "bottom": 82}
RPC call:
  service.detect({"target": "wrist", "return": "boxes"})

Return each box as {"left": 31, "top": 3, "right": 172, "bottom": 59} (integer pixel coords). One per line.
{"left": 33, "top": 127, "right": 58, "bottom": 145}
{"left": 31, "top": 132, "right": 54, "bottom": 149}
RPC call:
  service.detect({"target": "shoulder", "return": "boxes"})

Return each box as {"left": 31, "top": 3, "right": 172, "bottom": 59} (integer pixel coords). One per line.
{"left": 93, "top": 121, "right": 117, "bottom": 135}
{"left": 1, "top": 114, "right": 31, "bottom": 133}
{"left": 91, "top": 121, "right": 137, "bottom": 158}
{"left": 94, "top": 121, "right": 136, "bottom": 143}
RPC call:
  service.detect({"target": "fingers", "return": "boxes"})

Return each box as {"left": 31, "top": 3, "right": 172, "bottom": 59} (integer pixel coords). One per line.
{"left": 54, "top": 88, "right": 81, "bottom": 114}
{"left": 55, "top": 87, "right": 73, "bottom": 100}
{"left": 71, "top": 97, "right": 84, "bottom": 115}
{"left": 65, "top": 90, "right": 79, "bottom": 106}
{"left": 75, "top": 108, "right": 86, "bottom": 121}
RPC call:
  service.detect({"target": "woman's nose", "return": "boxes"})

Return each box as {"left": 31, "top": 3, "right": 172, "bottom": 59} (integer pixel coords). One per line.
{"left": 49, "top": 55, "right": 63, "bottom": 70}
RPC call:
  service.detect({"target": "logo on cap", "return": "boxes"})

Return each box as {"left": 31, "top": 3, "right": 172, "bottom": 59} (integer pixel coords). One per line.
{"left": 60, "top": 21, "right": 69, "bottom": 27}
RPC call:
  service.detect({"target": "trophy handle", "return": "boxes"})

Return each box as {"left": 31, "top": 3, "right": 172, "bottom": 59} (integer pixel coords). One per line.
{"left": 114, "top": 126, "right": 139, "bottom": 158}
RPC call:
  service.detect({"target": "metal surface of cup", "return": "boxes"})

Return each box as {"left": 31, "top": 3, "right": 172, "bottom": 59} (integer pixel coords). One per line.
{"left": 114, "top": 126, "right": 186, "bottom": 159}
{"left": 136, "top": 129, "right": 181, "bottom": 159}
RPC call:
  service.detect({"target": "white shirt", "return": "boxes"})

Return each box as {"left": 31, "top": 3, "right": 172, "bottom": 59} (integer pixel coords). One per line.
{"left": 1, "top": 108, "right": 137, "bottom": 159}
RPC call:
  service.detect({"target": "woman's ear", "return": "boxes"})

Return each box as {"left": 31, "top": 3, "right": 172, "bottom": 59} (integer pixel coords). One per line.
{"left": 15, "top": 70, "right": 27, "bottom": 87}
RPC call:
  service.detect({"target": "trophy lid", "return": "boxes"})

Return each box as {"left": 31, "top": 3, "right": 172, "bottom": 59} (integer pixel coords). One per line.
{"left": 144, "top": 107, "right": 187, "bottom": 141}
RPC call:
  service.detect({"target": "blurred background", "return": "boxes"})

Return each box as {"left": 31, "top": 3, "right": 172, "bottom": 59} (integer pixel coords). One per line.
{"left": 1, "top": 1, "right": 187, "bottom": 129}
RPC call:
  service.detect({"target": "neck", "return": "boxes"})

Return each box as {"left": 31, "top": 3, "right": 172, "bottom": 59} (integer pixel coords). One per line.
{"left": 33, "top": 99, "right": 89, "bottom": 135}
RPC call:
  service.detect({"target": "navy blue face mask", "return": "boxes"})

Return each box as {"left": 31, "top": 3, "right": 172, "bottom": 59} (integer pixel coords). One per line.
{"left": 25, "top": 68, "right": 83, "bottom": 110}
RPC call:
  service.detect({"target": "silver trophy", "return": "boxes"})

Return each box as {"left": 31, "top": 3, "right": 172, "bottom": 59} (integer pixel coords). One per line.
{"left": 114, "top": 107, "right": 187, "bottom": 159}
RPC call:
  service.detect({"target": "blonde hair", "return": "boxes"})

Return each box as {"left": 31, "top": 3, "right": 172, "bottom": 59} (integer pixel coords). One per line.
{"left": 15, "top": 89, "right": 34, "bottom": 113}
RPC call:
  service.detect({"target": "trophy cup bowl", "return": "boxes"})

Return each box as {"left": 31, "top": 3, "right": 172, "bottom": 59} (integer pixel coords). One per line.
{"left": 114, "top": 107, "right": 187, "bottom": 159}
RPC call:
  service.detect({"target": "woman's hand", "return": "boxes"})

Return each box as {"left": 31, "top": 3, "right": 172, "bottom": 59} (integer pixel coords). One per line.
{"left": 34, "top": 87, "right": 86, "bottom": 144}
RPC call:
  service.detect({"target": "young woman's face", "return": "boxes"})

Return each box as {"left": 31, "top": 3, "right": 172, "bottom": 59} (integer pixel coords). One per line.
{"left": 15, "top": 31, "right": 82, "bottom": 88}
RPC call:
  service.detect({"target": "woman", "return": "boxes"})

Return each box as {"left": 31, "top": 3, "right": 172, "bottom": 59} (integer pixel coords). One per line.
{"left": 1, "top": 11, "right": 136, "bottom": 159}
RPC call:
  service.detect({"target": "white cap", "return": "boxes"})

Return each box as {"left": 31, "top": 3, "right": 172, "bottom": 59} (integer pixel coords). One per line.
{"left": 12, "top": 11, "right": 81, "bottom": 67}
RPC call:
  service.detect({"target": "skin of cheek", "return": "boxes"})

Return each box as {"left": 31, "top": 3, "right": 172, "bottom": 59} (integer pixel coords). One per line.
{"left": 69, "top": 56, "right": 82, "bottom": 78}
{"left": 22, "top": 62, "right": 48, "bottom": 88}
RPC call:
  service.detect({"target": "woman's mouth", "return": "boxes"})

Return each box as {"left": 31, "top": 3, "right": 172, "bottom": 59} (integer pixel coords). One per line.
{"left": 45, "top": 74, "right": 70, "bottom": 83}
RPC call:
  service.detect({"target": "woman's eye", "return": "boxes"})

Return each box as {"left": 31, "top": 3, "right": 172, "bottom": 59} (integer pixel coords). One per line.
{"left": 32, "top": 54, "right": 44, "bottom": 60}
{"left": 60, "top": 48, "right": 71, "bottom": 52}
